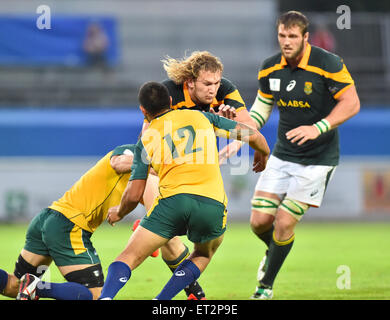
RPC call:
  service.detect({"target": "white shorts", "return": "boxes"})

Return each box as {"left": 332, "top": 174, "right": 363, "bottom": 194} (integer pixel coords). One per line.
{"left": 254, "top": 155, "right": 336, "bottom": 207}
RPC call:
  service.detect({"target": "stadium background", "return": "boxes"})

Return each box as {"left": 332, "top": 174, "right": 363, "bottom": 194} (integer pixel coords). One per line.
{"left": 0, "top": 0, "right": 389, "bottom": 222}
{"left": 0, "top": 0, "right": 389, "bottom": 302}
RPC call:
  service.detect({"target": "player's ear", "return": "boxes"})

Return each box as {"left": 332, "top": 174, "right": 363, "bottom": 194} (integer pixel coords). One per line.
{"left": 139, "top": 105, "right": 147, "bottom": 117}
{"left": 186, "top": 79, "right": 194, "bottom": 89}
{"left": 304, "top": 31, "right": 309, "bottom": 42}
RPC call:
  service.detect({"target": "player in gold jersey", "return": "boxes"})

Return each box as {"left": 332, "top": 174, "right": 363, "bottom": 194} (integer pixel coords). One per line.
{"left": 0, "top": 143, "right": 202, "bottom": 300}
{"left": 0, "top": 144, "right": 153, "bottom": 300}
{"left": 98, "top": 82, "right": 269, "bottom": 300}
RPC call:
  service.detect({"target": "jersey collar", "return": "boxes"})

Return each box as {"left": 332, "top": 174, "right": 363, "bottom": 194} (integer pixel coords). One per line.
{"left": 280, "top": 43, "right": 311, "bottom": 70}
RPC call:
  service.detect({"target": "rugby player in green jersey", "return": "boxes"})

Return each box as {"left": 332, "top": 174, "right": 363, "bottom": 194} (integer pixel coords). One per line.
{"left": 245, "top": 11, "right": 360, "bottom": 299}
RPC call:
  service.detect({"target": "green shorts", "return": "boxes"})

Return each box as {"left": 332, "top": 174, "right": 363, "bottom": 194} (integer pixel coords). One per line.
{"left": 140, "top": 193, "right": 227, "bottom": 243}
{"left": 24, "top": 208, "right": 100, "bottom": 266}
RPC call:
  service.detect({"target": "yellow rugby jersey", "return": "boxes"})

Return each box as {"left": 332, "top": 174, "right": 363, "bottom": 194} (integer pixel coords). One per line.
{"left": 49, "top": 144, "right": 135, "bottom": 233}
{"left": 131, "top": 109, "right": 237, "bottom": 206}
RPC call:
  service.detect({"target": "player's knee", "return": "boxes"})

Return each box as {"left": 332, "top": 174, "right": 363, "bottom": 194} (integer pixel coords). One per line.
{"left": 161, "top": 236, "right": 187, "bottom": 261}
{"left": 64, "top": 264, "right": 104, "bottom": 297}
{"left": 14, "top": 254, "right": 48, "bottom": 279}
{"left": 279, "top": 197, "right": 309, "bottom": 222}
{"left": 250, "top": 196, "right": 279, "bottom": 231}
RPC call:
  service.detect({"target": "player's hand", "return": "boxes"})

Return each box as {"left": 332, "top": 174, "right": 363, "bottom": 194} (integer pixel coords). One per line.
{"left": 107, "top": 206, "right": 123, "bottom": 226}
{"left": 218, "top": 140, "right": 243, "bottom": 164}
{"left": 252, "top": 150, "right": 268, "bottom": 173}
{"left": 210, "top": 104, "right": 236, "bottom": 120}
{"left": 286, "top": 125, "right": 320, "bottom": 146}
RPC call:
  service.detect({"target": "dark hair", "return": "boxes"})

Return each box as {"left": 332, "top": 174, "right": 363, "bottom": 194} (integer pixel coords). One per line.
{"left": 277, "top": 11, "right": 309, "bottom": 35}
{"left": 138, "top": 82, "right": 171, "bottom": 116}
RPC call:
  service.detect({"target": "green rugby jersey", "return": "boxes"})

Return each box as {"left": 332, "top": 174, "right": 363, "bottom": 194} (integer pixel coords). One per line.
{"left": 258, "top": 44, "right": 354, "bottom": 166}
{"left": 162, "top": 77, "right": 246, "bottom": 113}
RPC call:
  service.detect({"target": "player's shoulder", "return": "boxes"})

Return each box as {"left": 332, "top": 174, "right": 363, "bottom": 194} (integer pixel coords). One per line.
{"left": 260, "top": 52, "right": 283, "bottom": 71}
{"left": 308, "top": 45, "right": 344, "bottom": 73}
{"left": 216, "top": 77, "right": 237, "bottom": 97}
{"left": 111, "top": 144, "right": 136, "bottom": 157}
{"left": 161, "top": 79, "right": 185, "bottom": 105}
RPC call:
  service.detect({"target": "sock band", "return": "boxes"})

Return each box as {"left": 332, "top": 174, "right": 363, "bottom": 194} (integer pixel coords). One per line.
{"left": 163, "top": 245, "right": 190, "bottom": 270}
{"left": 272, "top": 231, "right": 295, "bottom": 246}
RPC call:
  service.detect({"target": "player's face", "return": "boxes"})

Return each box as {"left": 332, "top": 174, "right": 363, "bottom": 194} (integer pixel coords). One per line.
{"left": 278, "top": 24, "right": 308, "bottom": 61}
{"left": 188, "top": 70, "right": 222, "bottom": 105}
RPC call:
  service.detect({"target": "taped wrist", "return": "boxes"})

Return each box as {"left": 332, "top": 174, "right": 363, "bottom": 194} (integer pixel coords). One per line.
{"left": 313, "top": 119, "right": 331, "bottom": 135}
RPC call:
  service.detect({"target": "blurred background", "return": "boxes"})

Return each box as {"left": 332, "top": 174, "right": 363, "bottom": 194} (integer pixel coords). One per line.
{"left": 0, "top": 0, "right": 389, "bottom": 222}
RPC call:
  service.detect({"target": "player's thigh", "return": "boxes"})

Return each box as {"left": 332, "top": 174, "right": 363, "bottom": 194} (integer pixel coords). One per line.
{"left": 23, "top": 208, "right": 53, "bottom": 263}
{"left": 287, "top": 164, "right": 336, "bottom": 207}
{"left": 117, "top": 225, "right": 169, "bottom": 270}
{"left": 254, "top": 155, "right": 291, "bottom": 195}
{"left": 191, "top": 234, "right": 225, "bottom": 273}
{"left": 20, "top": 249, "right": 53, "bottom": 270}
{"left": 161, "top": 236, "right": 187, "bottom": 261}
{"left": 41, "top": 209, "right": 101, "bottom": 267}
{"left": 142, "top": 174, "right": 159, "bottom": 211}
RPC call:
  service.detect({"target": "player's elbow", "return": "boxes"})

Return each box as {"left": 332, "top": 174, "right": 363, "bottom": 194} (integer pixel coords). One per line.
{"left": 110, "top": 155, "right": 133, "bottom": 174}
{"left": 352, "top": 96, "right": 360, "bottom": 116}
{"left": 125, "top": 179, "right": 146, "bottom": 203}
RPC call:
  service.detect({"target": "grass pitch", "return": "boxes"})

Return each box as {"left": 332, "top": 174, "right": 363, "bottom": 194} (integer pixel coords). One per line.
{"left": 0, "top": 221, "right": 389, "bottom": 300}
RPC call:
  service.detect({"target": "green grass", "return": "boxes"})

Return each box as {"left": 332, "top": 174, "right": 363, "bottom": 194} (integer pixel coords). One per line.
{"left": 0, "top": 221, "right": 389, "bottom": 300}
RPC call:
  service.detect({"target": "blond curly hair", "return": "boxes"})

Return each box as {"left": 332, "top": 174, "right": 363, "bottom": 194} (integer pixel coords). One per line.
{"left": 161, "top": 51, "right": 224, "bottom": 84}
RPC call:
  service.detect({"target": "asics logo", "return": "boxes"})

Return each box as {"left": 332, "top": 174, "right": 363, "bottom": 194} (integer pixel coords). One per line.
{"left": 286, "top": 80, "right": 296, "bottom": 91}
{"left": 175, "top": 270, "right": 186, "bottom": 277}
{"left": 119, "top": 277, "right": 128, "bottom": 283}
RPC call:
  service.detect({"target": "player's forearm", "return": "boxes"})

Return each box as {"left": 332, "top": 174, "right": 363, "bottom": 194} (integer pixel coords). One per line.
{"left": 235, "top": 109, "right": 258, "bottom": 131}
{"left": 118, "top": 181, "right": 144, "bottom": 217}
{"left": 248, "top": 131, "right": 270, "bottom": 156}
{"left": 231, "top": 122, "right": 270, "bottom": 156}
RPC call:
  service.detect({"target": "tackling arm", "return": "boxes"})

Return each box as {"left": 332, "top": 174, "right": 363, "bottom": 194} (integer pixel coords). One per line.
{"left": 218, "top": 93, "right": 273, "bottom": 164}
{"left": 107, "top": 179, "right": 147, "bottom": 226}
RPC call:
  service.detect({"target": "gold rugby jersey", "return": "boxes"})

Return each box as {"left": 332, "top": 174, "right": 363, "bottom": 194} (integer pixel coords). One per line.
{"left": 131, "top": 109, "right": 237, "bottom": 206}
{"left": 49, "top": 144, "right": 135, "bottom": 233}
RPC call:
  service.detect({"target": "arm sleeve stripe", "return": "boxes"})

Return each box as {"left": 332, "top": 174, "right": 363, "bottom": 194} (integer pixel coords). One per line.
{"left": 258, "top": 90, "right": 274, "bottom": 100}
{"left": 305, "top": 64, "right": 354, "bottom": 84}
{"left": 257, "top": 95, "right": 274, "bottom": 106}
{"left": 250, "top": 110, "right": 266, "bottom": 127}
{"left": 333, "top": 83, "right": 353, "bottom": 99}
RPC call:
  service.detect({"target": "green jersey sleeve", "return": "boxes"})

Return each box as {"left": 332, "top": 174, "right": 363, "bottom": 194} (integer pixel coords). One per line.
{"left": 129, "top": 140, "right": 150, "bottom": 181}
